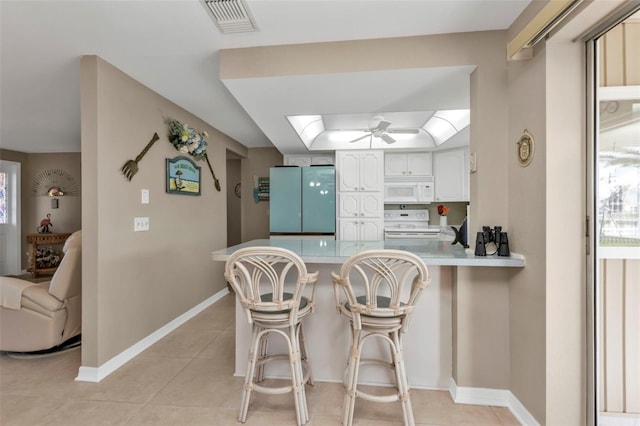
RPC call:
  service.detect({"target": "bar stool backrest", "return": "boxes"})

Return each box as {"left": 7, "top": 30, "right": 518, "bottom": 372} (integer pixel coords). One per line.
{"left": 225, "top": 246, "right": 314, "bottom": 325}
{"left": 332, "top": 249, "right": 430, "bottom": 332}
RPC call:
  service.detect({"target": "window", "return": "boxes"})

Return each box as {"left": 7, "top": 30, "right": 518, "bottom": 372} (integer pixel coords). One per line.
{"left": 597, "top": 95, "right": 640, "bottom": 247}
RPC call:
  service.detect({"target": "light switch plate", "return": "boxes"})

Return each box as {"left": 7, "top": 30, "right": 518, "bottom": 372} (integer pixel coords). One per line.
{"left": 134, "top": 217, "right": 149, "bottom": 231}
{"left": 470, "top": 152, "right": 477, "bottom": 173}
{"left": 141, "top": 189, "right": 149, "bottom": 204}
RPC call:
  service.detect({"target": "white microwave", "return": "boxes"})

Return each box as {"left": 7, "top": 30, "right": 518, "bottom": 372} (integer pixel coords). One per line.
{"left": 383, "top": 177, "right": 434, "bottom": 204}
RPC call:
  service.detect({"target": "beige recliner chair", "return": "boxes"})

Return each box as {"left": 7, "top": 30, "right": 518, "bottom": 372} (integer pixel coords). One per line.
{"left": 0, "top": 230, "right": 82, "bottom": 352}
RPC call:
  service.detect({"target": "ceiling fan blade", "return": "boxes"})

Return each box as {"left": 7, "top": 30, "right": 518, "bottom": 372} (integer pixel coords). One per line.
{"left": 349, "top": 132, "right": 372, "bottom": 143}
{"left": 387, "top": 128, "right": 420, "bottom": 134}
{"left": 380, "top": 133, "right": 396, "bottom": 144}
{"left": 375, "top": 120, "right": 392, "bottom": 131}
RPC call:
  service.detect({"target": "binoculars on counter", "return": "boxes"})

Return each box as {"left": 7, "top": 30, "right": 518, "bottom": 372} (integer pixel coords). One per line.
{"left": 474, "top": 225, "right": 510, "bottom": 257}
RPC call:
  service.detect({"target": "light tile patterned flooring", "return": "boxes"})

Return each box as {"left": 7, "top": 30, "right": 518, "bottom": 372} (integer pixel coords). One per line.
{"left": 0, "top": 294, "right": 519, "bottom": 425}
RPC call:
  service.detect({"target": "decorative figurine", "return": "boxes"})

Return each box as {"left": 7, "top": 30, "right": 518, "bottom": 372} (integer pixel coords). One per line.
{"left": 38, "top": 213, "right": 53, "bottom": 233}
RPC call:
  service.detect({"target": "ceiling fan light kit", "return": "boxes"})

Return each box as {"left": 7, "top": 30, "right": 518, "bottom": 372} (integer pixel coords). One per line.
{"left": 348, "top": 115, "right": 423, "bottom": 145}
{"left": 421, "top": 109, "right": 471, "bottom": 145}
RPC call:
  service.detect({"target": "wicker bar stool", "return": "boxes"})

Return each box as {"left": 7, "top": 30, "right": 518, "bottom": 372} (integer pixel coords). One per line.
{"left": 331, "top": 249, "right": 430, "bottom": 426}
{"left": 224, "top": 246, "right": 318, "bottom": 425}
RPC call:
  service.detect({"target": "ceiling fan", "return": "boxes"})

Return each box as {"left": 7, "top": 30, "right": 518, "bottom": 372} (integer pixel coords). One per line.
{"left": 349, "top": 115, "right": 419, "bottom": 144}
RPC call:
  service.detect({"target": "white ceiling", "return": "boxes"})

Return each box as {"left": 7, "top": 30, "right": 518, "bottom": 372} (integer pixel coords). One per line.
{"left": 0, "top": 0, "right": 531, "bottom": 155}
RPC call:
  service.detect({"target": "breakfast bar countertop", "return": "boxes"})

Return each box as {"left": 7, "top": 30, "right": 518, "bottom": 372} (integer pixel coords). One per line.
{"left": 211, "top": 238, "right": 525, "bottom": 267}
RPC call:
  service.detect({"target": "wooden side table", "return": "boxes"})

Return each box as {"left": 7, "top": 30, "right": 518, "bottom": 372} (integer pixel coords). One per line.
{"left": 26, "top": 233, "right": 72, "bottom": 277}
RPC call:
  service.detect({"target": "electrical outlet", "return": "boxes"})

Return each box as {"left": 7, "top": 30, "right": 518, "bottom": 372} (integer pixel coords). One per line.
{"left": 134, "top": 217, "right": 149, "bottom": 231}
{"left": 141, "top": 189, "right": 149, "bottom": 204}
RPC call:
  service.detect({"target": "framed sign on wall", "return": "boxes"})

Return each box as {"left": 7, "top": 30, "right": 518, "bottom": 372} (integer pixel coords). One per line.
{"left": 166, "top": 156, "right": 201, "bottom": 196}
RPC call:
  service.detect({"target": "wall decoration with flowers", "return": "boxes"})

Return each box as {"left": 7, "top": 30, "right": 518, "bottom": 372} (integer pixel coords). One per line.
{"left": 166, "top": 119, "right": 221, "bottom": 191}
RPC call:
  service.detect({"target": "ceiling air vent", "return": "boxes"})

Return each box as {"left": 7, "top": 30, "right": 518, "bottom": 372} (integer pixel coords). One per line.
{"left": 204, "top": 0, "right": 257, "bottom": 34}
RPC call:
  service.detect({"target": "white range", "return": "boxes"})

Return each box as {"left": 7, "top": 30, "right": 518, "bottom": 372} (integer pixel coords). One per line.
{"left": 383, "top": 209, "right": 441, "bottom": 239}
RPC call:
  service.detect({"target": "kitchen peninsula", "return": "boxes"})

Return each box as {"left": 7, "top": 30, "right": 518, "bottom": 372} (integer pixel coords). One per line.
{"left": 211, "top": 238, "right": 525, "bottom": 389}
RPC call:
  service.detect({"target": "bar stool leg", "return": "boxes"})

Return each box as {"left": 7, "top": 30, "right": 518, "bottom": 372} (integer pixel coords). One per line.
{"left": 295, "top": 323, "right": 312, "bottom": 423}
{"left": 391, "top": 331, "right": 415, "bottom": 426}
{"left": 256, "top": 333, "right": 269, "bottom": 382}
{"left": 299, "top": 323, "right": 314, "bottom": 386}
{"left": 343, "top": 328, "right": 362, "bottom": 426}
{"left": 288, "top": 324, "right": 307, "bottom": 426}
{"left": 239, "top": 325, "right": 262, "bottom": 423}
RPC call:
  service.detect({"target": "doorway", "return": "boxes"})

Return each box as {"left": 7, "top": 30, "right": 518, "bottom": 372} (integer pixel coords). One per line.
{"left": 226, "top": 151, "right": 242, "bottom": 246}
{"left": 0, "top": 160, "right": 22, "bottom": 276}
{"left": 588, "top": 7, "right": 640, "bottom": 425}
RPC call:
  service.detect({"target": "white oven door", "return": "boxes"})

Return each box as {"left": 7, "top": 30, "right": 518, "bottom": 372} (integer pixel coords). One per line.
{"left": 384, "top": 231, "right": 439, "bottom": 240}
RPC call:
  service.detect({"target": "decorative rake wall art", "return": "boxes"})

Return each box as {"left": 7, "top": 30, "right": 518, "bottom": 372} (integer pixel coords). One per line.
{"left": 121, "top": 133, "right": 160, "bottom": 181}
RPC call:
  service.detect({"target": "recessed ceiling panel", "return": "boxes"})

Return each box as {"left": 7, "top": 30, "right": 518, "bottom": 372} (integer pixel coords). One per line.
{"left": 222, "top": 66, "right": 475, "bottom": 154}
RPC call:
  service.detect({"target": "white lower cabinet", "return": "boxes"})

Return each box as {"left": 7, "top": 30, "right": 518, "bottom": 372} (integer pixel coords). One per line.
{"left": 337, "top": 191, "right": 383, "bottom": 240}
{"left": 338, "top": 218, "right": 384, "bottom": 241}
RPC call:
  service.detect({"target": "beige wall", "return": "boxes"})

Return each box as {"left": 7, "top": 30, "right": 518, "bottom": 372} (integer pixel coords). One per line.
{"left": 506, "top": 40, "right": 548, "bottom": 422}
{"left": 240, "top": 148, "right": 283, "bottom": 242}
{"left": 0, "top": 149, "right": 81, "bottom": 270}
{"left": 80, "top": 55, "right": 247, "bottom": 366}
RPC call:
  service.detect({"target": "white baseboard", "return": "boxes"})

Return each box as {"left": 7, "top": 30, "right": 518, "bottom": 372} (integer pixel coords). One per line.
{"left": 449, "top": 378, "right": 539, "bottom": 426}
{"left": 599, "top": 414, "right": 640, "bottom": 426}
{"left": 75, "top": 288, "right": 229, "bottom": 383}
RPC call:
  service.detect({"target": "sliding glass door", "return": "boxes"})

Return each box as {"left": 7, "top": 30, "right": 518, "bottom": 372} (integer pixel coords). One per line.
{"left": 589, "top": 8, "right": 640, "bottom": 425}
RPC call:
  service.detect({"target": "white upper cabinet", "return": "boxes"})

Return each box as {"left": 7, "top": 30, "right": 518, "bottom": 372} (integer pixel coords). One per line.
{"left": 384, "top": 152, "right": 432, "bottom": 177}
{"left": 337, "top": 151, "right": 384, "bottom": 192}
{"left": 433, "top": 148, "right": 469, "bottom": 202}
{"left": 284, "top": 154, "right": 335, "bottom": 167}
